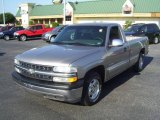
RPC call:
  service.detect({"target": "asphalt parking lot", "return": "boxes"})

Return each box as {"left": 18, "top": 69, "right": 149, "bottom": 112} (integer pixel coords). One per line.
{"left": 0, "top": 39, "right": 160, "bottom": 120}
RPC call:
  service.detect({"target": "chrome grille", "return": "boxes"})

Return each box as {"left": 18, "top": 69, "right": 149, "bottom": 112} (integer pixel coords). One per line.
{"left": 19, "top": 61, "right": 52, "bottom": 72}
{"left": 19, "top": 67, "right": 53, "bottom": 81}
{"left": 17, "top": 61, "right": 53, "bottom": 81}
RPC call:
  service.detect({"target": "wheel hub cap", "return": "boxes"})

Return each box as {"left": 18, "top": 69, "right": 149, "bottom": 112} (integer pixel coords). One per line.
{"left": 88, "top": 79, "right": 100, "bottom": 101}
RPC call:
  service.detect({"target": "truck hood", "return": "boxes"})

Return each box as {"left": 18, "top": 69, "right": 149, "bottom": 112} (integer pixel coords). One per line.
{"left": 16, "top": 45, "right": 101, "bottom": 66}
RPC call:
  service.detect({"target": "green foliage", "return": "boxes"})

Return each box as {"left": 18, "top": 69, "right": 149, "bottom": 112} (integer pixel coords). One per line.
{"left": 15, "top": 20, "right": 21, "bottom": 26}
{"left": 29, "top": 20, "right": 34, "bottom": 25}
{"left": 51, "top": 22, "right": 59, "bottom": 27}
{"left": 124, "top": 20, "right": 132, "bottom": 29}
{"left": 45, "top": 24, "right": 50, "bottom": 28}
{"left": 0, "top": 12, "right": 16, "bottom": 24}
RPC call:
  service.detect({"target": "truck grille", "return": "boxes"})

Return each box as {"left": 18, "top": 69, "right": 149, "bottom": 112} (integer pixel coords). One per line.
{"left": 19, "top": 68, "right": 53, "bottom": 81}
{"left": 19, "top": 61, "right": 52, "bottom": 72}
{"left": 17, "top": 61, "right": 53, "bottom": 81}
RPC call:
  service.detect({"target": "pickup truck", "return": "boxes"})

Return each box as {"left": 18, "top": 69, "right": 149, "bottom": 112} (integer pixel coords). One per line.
{"left": 0, "top": 26, "right": 24, "bottom": 40}
{"left": 14, "top": 24, "right": 53, "bottom": 41}
{"left": 124, "top": 23, "right": 160, "bottom": 44}
{"left": 12, "top": 23, "right": 149, "bottom": 106}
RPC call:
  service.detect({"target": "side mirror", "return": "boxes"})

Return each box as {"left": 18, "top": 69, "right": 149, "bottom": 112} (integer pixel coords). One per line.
{"left": 109, "top": 39, "right": 124, "bottom": 47}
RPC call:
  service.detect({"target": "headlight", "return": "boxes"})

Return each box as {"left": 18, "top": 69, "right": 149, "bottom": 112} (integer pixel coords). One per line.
{"left": 53, "top": 66, "right": 77, "bottom": 73}
{"left": 14, "top": 32, "right": 19, "bottom": 36}
{"left": 0, "top": 32, "right": 3, "bottom": 35}
{"left": 15, "top": 67, "right": 21, "bottom": 73}
{"left": 14, "top": 59, "right": 20, "bottom": 65}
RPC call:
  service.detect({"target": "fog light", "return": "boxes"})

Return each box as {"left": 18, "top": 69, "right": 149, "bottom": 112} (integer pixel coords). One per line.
{"left": 53, "top": 77, "right": 77, "bottom": 83}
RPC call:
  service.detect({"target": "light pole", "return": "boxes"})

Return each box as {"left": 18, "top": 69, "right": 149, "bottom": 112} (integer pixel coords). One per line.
{"left": 63, "top": 0, "right": 66, "bottom": 25}
{"left": 2, "top": 0, "right": 6, "bottom": 25}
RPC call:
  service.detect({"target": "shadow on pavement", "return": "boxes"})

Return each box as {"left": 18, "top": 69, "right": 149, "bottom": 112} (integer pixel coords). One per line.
{"left": 0, "top": 52, "right": 5, "bottom": 56}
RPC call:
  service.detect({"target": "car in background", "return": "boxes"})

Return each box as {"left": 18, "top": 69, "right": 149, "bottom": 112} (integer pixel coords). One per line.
{"left": 124, "top": 23, "right": 160, "bottom": 44}
{"left": 0, "top": 26, "right": 13, "bottom": 32}
{"left": 0, "top": 26, "right": 24, "bottom": 40}
{"left": 14, "top": 24, "right": 53, "bottom": 41}
{"left": 0, "top": 26, "right": 13, "bottom": 39}
{"left": 42, "top": 25, "right": 67, "bottom": 42}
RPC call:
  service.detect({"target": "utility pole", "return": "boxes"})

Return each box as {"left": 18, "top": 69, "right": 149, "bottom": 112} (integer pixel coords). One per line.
{"left": 2, "top": 0, "right": 6, "bottom": 25}
{"left": 63, "top": 0, "right": 66, "bottom": 25}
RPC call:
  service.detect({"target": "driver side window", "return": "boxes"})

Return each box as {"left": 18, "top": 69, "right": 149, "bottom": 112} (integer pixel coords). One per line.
{"left": 109, "top": 26, "right": 122, "bottom": 45}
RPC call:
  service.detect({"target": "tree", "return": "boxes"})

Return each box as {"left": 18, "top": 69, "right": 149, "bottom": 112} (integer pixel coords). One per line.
{"left": 124, "top": 20, "right": 132, "bottom": 29}
{"left": 0, "top": 12, "right": 16, "bottom": 24}
{"left": 51, "top": 22, "right": 59, "bottom": 27}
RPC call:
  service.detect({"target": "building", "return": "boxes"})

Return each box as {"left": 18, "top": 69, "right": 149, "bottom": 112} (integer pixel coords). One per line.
{"left": 16, "top": 0, "right": 160, "bottom": 28}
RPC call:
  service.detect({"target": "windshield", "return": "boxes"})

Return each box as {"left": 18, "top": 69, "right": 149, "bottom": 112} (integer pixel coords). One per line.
{"left": 26, "top": 26, "right": 31, "bottom": 30}
{"left": 52, "top": 26, "right": 62, "bottom": 32}
{"left": 51, "top": 25, "right": 107, "bottom": 47}
{"left": 9, "top": 27, "right": 15, "bottom": 31}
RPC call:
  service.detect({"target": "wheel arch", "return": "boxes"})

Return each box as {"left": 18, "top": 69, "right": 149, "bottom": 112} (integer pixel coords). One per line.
{"left": 84, "top": 65, "right": 105, "bottom": 83}
{"left": 140, "top": 48, "right": 145, "bottom": 55}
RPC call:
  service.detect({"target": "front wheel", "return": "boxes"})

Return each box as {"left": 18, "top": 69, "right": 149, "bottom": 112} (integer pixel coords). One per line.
{"left": 81, "top": 72, "right": 102, "bottom": 106}
{"left": 134, "top": 53, "right": 144, "bottom": 72}
{"left": 50, "top": 36, "right": 56, "bottom": 42}
{"left": 153, "top": 37, "right": 159, "bottom": 44}
{"left": 4, "top": 35, "right": 10, "bottom": 41}
{"left": 19, "top": 35, "right": 27, "bottom": 41}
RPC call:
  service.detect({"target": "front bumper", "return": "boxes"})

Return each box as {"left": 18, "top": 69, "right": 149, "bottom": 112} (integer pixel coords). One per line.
{"left": 12, "top": 71, "right": 83, "bottom": 103}
{"left": 14, "top": 35, "right": 20, "bottom": 39}
{"left": 42, "top": 35, "right": 50, "bottom": 42}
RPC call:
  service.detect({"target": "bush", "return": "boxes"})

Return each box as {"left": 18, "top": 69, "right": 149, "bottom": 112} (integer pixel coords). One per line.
{"left": 124, "top": 20, "right": 132, "bottom": 29}
{"left": 29, "top": 20, "right": 34, "bottom": 25}
{"left": 45, "top": 24, "right": 50, "bottom": 28}
{"left": 51, "top": 22, "right": 59, "bottom": 27}
{"left": 15, "top": 20, "right": 21, "bottom": 26}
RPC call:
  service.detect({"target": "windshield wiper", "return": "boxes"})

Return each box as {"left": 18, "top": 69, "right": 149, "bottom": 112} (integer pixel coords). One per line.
{"left": 67, "top": 42, "right": 89, "bottom": 46}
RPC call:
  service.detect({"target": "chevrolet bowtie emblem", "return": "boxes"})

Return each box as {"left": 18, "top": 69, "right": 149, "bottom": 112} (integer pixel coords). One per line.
{"left": 28, "top": 69, "right": 35, "bottom": 74}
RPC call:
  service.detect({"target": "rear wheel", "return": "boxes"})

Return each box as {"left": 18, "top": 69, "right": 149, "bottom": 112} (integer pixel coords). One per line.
{"left": 4, "top": 35, "right": 10, "bottom": 41}
{"left": 134, "top": 53, "right": 144, "bottom": 72}
{"left": 20, "top": 35, "right": 27, "bottom": 41}
{"left": 153, "top": 37, "right": 159, "bottom": 44}
{"left": 81, "top": 72, "right": 102, "bottom": 106}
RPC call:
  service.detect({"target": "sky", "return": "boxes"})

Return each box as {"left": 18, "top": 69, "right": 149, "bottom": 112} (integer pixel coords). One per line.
{"left": 0, "top": 0, "right": 88, "bottom": 15}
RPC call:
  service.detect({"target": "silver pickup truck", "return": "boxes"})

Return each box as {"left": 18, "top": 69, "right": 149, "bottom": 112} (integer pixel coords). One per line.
{"left": 12, "top": 23, "right": 149, "bottom": 106}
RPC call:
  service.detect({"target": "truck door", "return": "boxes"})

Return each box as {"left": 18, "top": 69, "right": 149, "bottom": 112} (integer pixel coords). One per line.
{"left": 105, "top": 26, "right": 130, "bottom": 79}
{"left": 28, "top": 26, "right": 36, "bottom": 37}
{"left": 35, "top": 25, "right": 43, "bottom": 37}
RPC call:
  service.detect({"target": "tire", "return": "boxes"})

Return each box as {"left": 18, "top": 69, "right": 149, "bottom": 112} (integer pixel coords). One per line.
{"left": 81, "top": 72, "right": 102, "bottom": 106}
{"left": 19, "top": 35, "right": 27, "bottom": 41}
{"left": 134, "top": 53, "right": 144, "bottom": 72}
{"left": 4, "top": 35, "right": 10, "bottom": 41}
{"left": 50, "top": 36, "right": 56, "bottom": 42}
{"left": 153, "top": 37, "right": 159, "bottom": 44}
